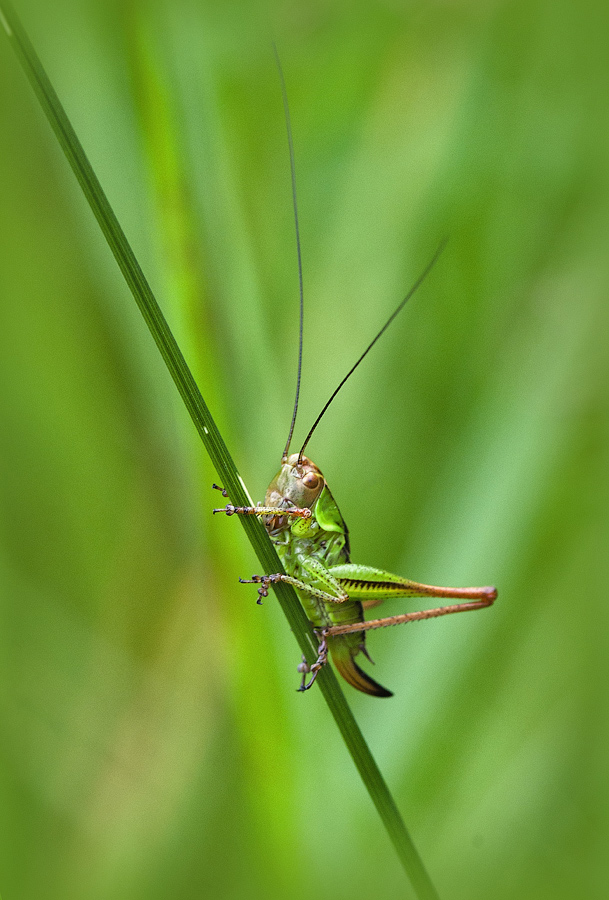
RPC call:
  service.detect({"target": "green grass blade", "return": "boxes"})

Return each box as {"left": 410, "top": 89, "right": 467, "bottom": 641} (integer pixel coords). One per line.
{"left": 0, "top": 4, "right": 439, "bottom": 898}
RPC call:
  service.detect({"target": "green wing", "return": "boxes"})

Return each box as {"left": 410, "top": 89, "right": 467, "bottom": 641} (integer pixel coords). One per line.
{"left": 313, "top": 485, "right": 345, "bottom": 532}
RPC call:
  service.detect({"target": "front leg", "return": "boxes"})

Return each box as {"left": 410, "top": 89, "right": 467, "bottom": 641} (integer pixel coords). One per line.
{"left": 212, "top": 485, "right": 311, "bottom": 521}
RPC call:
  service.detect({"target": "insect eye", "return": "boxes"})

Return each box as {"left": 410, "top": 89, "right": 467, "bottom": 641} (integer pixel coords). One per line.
{"left": 302, "top": 471, "right": 321, "bottom": 489}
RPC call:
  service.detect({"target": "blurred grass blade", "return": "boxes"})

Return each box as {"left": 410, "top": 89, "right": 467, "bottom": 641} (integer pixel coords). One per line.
{"left": 0, "top": 4, "right": 440, "bottom": 898}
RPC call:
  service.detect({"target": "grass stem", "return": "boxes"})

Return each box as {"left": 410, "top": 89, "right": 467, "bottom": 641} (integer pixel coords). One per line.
{"left": 1, "top": 5, "right": 440, "bottom": 897}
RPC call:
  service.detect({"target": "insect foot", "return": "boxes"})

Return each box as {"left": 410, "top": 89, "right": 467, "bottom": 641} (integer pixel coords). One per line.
{"left": 297, "top": 629, "right": 329, "bottom": 692}
{"left": 212, "top": 483, "right": 244, "bottom": 516}
{"left": 213, "top": 504, "right": 237, "bottom": 515}
{"left": 239, "top": 573, "right": 283, "bottom": 605}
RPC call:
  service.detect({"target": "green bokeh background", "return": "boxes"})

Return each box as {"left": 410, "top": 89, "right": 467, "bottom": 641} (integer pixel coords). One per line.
{"left": 1, "top": 1, "right": 608, "bottom": 898}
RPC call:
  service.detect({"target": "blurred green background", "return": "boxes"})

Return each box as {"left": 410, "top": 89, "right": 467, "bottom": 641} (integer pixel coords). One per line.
{"left": 1, "top": 0, "right": 608, "bottom": 898}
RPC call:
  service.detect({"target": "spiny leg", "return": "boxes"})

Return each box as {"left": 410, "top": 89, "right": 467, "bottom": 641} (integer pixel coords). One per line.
{"left": 239, "top": 573, "right": 349, "bottom": 605}
{"left": 213, "top": 501, "right": 312, "bottom": 519}
{"left": 297, "top": 629, "right": 329, "bottom": 691}
{"left": 213, "top": 479, "right": 313, "bottom": 519}
{"left": 326, "top": 588, "right": 497, "bottom": 637}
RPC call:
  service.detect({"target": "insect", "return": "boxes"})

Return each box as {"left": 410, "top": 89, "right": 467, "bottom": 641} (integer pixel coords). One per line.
{"left": 213, "top": 50, "right": 497, "bottom": 697}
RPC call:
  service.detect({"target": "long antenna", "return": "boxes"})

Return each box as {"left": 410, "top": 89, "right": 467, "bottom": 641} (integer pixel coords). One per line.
{"left": 298, "top": 238, "right": 448, "bottom": 462}
{"left": 273, "top": 43, "right": 304, "bottom": 463}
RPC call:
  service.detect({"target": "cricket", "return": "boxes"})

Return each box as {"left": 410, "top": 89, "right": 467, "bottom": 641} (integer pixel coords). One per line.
{"left": 213, "top": 49, "right": 497, "bottom": 697}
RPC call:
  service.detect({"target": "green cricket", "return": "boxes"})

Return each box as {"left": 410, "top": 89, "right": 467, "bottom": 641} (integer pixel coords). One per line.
{"left": 213, "top": 49, "right": 497, "bottom": 697}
